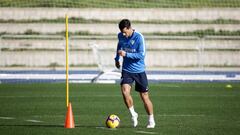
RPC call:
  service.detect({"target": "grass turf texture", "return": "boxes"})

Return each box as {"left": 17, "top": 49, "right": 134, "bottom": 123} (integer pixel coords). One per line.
{"left": 0, "top": 83, "right": 239, "bottom": 135}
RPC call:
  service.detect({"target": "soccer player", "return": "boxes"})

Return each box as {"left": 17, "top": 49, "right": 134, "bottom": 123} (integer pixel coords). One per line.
{"left": 114, "top": 19, "right": 155, "bottom": 128}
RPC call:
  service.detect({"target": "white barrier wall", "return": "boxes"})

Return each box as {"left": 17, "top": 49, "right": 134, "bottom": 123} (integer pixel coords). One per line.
{"left": 0, "top": 8, "right": 240, "bottom": 21}
{"left": 1, "top": 36, "right": 240, "bottom": 69}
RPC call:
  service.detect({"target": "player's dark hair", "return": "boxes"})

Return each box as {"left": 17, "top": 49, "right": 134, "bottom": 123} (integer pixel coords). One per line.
{"left": 119, "top": 19, "right": 131, "bottom": 32}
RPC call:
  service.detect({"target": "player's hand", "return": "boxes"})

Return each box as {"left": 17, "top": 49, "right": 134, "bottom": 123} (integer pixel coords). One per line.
{"left": 118, "top": 50, "right": 126, "bottom": 57}
{"left": 115, "top": 61, "right": 120, "bottom": 69}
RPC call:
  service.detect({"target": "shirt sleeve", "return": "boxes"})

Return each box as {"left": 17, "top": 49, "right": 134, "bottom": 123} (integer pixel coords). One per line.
{"left": 114, "top": 37, "right": 121, "bottom": 61}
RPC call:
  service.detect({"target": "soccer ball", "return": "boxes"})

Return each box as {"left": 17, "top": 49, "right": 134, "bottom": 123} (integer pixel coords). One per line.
{"left": 106, "top": 114, "right": 120, "bottom": 128}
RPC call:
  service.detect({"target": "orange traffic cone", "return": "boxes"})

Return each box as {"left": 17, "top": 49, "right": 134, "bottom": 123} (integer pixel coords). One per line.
{"left": 64, "top": 102, "right": 75, "bottom": 128}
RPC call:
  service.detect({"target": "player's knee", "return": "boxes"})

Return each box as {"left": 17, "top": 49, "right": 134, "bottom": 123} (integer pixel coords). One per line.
{"left": 140, "top": 92, "right": 150, "bottom": 100}
{"left": 122, "top": 89, "right": 130, "bottom": 97}
{"left": 121, "top": 84, "right": 131, "bottom": 94}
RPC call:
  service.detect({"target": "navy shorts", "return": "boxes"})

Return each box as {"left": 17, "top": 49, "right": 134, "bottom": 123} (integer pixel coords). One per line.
{"left": 121, "top": 70, "right": 149, "bottom": 93}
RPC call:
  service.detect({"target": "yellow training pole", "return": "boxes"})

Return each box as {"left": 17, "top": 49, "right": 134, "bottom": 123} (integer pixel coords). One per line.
{"left": 65, "top": 14, "right": 69, "bottom": 107}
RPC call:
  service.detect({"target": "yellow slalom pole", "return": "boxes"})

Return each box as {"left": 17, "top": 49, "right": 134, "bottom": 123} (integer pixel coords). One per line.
{"left": 65, "top": 14, "right": 69, "bottom": 107}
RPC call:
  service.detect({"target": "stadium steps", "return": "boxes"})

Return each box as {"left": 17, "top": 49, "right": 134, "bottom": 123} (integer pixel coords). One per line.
{"left": 0, "top": 8, "right": 239, "bottom": 21}
{"left": 0, "top": 8, "right": 239, "bottom": 34}
{"left": 0, "top": 8, "right": 239, "bottom": 69}
{"left": 0, "top": 23, "right": 239, "bottom": 35}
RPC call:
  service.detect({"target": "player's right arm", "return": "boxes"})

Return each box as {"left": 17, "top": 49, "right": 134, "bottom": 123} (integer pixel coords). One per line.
{"left": 114, "top": 35, "right": 122, "bottom": 69}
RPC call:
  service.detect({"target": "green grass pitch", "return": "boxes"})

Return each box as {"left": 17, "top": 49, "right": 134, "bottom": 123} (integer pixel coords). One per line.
{"left": 0, "top": 83, "right": 239, "bottom": 135}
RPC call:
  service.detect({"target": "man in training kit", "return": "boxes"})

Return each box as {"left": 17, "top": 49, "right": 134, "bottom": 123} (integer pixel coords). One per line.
{"left": 114, "top": 19, "right": 155, "bottom": 128}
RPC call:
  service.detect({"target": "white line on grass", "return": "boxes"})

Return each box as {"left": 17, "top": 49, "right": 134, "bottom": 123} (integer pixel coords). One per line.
{"left": 135, "top": 130, "right": 158, "bottom": 134}
{"left": 33, "top": 115, "right": 81, "bottom": 118}
{"left": 0, "top": 116, "right": 15, "bottom": 120}
{"left": 0, "top": 116, "right": 44, "bottom": 123}
{"left": 142, "top": 114, "right": 205, "bottom": 117}
{"left": 158, "top": 114, "right": 205, "bottom": 117}
{"left": 161, "top": 85, "right": 180, "bottom": 88}
{"left": 25, "top": 119, "right": 43, "bottom": 123}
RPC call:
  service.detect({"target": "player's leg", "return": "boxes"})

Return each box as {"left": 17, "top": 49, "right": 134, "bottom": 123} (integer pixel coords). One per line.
{"left": 139, "top": 92, "right": 153, "bottom": 115}
{"left": 134, "top": 72, "right": 155, "bottom": 128}
{"left": 121, "top": 84, "right": 138, "bottom": 127}
{"left": 121, "top": 70, "right": 138, "bottom": 127}
{"left": 121, "top": 84, "right": 133, "bottom": 108}
{"left": 139, "top": 92, "right": 155, "bottom": 128}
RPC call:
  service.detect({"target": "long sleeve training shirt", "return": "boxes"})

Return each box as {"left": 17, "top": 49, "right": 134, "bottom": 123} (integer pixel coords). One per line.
{"left": 115, "top": 30, "right": 146, "bottom": 73}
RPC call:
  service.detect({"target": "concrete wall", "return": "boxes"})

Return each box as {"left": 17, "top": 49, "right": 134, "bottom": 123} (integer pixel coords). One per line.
{"left": 1, "top": 36, "right": 240, "bottom": 68}
{"left": 1, "top": 8, "right": 240, "bottom": 21}
{"left": 2, "top": 37, "right": 239, "bottom": 50}
{"left": 1, "top": 48, "right": 239, "bottom": 68}
{"left": 1, "top": 23, "right": 239, "bottom": 34}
